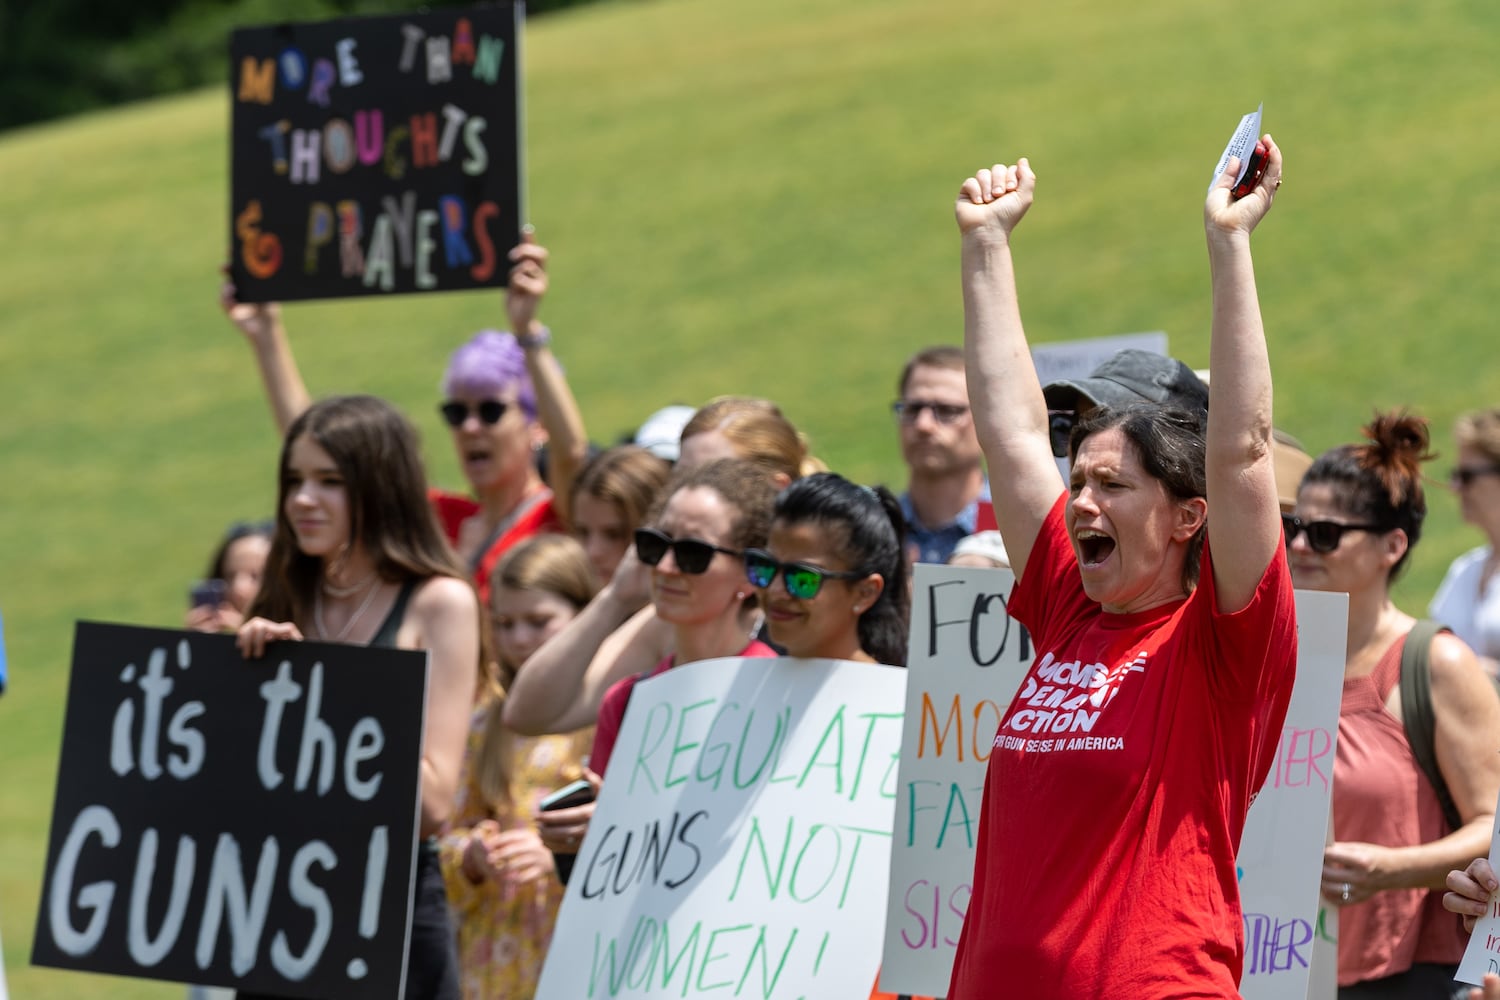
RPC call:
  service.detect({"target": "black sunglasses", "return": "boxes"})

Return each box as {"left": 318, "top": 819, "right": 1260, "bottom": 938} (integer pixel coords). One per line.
{"left": 1451, "top": 465, "right": 1500, "bottom": 488}
{"left": 1281, "top": 514, "right": 1385, "bottom": 555}
{"left": 891, "top": 400, "right": 970, "bottom": 426}
{"left": 439, "top": 399, "right": 508, "bottom": 428}
{"left": 1048, "top": 410, "right": 1075, "bottom": 458}
{"left": 634, "top": 527, "right": 741, "bottom": 574}
{"left": 744, "top": 548, "right": 864, "bottom": 600}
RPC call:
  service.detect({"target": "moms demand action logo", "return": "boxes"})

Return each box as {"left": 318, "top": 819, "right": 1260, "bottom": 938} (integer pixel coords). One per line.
{"left": 996, "top": 650, "right": 1149, "bottom": 741}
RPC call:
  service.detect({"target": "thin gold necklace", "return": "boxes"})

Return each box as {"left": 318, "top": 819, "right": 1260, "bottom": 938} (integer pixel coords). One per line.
{"left": 314, "top": 579, "right": 382, "bottom": 642}
{"left": 321, "top": 571, "right": 376, "bottom": 599}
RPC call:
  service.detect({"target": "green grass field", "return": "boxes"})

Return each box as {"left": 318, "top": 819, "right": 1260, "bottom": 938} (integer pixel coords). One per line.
{"left": 4, "top": 0, "right": 1499, "bottom": 993}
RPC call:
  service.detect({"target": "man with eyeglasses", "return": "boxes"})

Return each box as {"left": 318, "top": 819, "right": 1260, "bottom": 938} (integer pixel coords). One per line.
{"left": 893, "top": 345, "right": 990, "bottom": 563}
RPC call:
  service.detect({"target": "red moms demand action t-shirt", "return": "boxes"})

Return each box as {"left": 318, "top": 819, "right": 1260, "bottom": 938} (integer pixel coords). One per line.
{"left": 947, "top": 495, "right": 1297, "bottom": 1000}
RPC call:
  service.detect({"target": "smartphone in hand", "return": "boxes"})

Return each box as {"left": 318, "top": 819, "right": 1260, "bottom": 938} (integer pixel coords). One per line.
{"left": 1231, "top": 145, "right": 1268, "bottom": 200}
{"left": 189, "top": 579, "right": 228, "bottom": 609}
{"left": 539, "top": 778, "right": 595, "bottom": 812}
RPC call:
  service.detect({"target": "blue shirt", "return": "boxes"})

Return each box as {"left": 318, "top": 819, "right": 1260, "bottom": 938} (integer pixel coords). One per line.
{"left": 901, "top": 491, "right": 980, "bottom": 564}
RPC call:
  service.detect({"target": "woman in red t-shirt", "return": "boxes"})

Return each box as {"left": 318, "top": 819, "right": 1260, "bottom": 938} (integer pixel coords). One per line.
{"left": 1290, "top": 413, "right": 1500, "bottom": 997}
{"left": 945, "top": 141, "right": 1296, "bottom": 999}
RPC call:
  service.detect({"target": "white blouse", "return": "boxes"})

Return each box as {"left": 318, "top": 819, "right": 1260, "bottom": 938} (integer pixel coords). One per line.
{"left": 1429, "top": 545, "right": 1500, "bottom": 660}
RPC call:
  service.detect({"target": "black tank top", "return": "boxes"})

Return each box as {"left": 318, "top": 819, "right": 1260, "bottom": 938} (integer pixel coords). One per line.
{"left": 368, "top": 580, "right": 418, "bottom": 648}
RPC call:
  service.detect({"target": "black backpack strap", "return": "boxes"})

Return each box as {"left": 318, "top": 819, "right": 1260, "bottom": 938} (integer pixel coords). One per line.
{"left": 1399, "top": 619, "right": 1461, "bottom": 832}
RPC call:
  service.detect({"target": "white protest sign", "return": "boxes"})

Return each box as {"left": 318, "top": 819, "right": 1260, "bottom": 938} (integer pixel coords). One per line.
{"left": 1, "top": 920, "right": 9, "bottom": 1000}
{"left": 1457, "top": 802, "right": 1500, "bottom": 985}
{"left": 536, "top": 656, "right": 906, "bottom": 1000}
{"left": 1030, "top": 330, "right": 1169, "bottom": 387}
{"left": 1308, "top": 893, "right": 1339, "bottom": 998}
{"left": 879, "top": 564, "right": 1028, "bottom": 995}
{"left": 881, "top": 565, "right": 1348, "bottom": 998}
{"left": 1209, "top": 102, "right": 1264, "bottom": 193}
{"left": 1238, "top": 590, "right": 1347, "bottom": 999}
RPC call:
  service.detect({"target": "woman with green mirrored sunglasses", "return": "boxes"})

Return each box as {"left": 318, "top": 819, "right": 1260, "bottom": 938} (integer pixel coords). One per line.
{"left": 747, "top": 473, "right": 910, "bottom": 666}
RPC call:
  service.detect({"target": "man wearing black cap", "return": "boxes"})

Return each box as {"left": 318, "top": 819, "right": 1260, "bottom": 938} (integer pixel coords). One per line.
{"left": 1041, "top": 348, "right": 1210, "bottom": 459}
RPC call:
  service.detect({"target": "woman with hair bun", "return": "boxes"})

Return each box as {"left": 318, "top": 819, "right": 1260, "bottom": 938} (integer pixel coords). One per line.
{"left": 1288, "top": 410, "right": 1500, "bottom": 997}
{"left": 747, "top": 472, "right": 910, "bottom": 666}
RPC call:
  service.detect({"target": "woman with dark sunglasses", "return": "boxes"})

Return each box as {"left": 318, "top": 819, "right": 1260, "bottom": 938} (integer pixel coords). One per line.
{"left": 1430, "top": 407, "right": 1500, "bottom": 680}
{"left": 504, "top": 397, "right": 817, "bottom": 742}
{"left": 1289, "top": 411, "right": 1500, "bottom": 998}
{"left": 221, "top": 230, "right": 589, "bottom": 604}
{"left": 946, "top": 141, "right": 1297, "bottom": 999}
{"left": 746, "top": 473, "right": 910, "bottom": 666}
{"left": 586, "top": 458, "right": 780, "bottom": 780}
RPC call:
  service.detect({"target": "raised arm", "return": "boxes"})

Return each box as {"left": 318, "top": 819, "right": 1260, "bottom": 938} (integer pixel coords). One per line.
{"left": 220, "top": 277, "right": 311, "bottom": 437}
{"left": 955, "top": 159, "right": 1065, "bottom": 580}
{"left": 506, "top": 231, "right": 589, "bottom": 525}
{"left": 502, "top": 551, "right": 659, "bottom": 735}
{"left": 1202, "top": 136, "right": 1284, "bottom": 612}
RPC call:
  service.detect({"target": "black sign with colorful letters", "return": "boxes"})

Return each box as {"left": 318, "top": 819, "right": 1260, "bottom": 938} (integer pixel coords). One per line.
{"left": 32, "top": 623, "right": 428, "bottom": 999}
{"left": 229, "top": 4, "right": 523, "bottom": 302}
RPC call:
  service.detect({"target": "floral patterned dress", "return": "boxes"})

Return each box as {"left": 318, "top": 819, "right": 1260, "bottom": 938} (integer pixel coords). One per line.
{"left": 438, "top": 699, "right": 592, "bottom": 1000}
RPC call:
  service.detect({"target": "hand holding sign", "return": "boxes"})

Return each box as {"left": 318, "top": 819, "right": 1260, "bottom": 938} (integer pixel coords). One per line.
{"left": 236, "top": 616, "right": 305, "bottom": 659}
{"left": 219, "top": 270, "right": 283, "bottom": 345}
{"left": 505, "top": 229, "right": 550, "bottom": 338}
{"left": 1455, "top": 806, "right": 1500, "bottom": 986}
{"left": 32, "top": 624, "right": 428, "bottom": 997}
{"left": 1447, "top": 856, "right": 1500, "bottom": 934}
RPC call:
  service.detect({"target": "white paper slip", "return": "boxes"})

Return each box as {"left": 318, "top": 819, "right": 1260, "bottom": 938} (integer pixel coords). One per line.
{"left": 1208, "top": 102, "right": 1264, "bottom": 193}
{"left": 1456, "top": 804, "right": 1500, "bottom": 985}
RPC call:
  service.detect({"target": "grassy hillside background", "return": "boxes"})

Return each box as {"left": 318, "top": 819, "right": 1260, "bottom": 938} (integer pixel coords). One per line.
{"left": 3, "top": 0, "right": 1498, "bottom": 994}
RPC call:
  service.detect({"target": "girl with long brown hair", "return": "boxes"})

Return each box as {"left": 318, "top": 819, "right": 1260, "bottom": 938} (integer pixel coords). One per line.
{"left": 237, "top": 394, "right": 481, "bottom": 1000}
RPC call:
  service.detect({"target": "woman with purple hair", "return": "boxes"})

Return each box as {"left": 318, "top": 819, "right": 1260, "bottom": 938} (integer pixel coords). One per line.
{"left": 222, "top": 232, "right": 589, "bottom": 601}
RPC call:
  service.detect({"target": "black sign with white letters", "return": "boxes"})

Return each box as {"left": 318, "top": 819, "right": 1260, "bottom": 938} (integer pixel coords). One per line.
{"left": 228, "top": 4, "right": 523, "bottom": 301}
{"left": 32, "top": 622, "right": 427, "bottom": 999}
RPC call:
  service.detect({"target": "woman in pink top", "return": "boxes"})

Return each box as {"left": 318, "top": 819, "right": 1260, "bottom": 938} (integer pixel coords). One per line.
{"left": 539, "top": 459, "right": 781, "bottom": 863}
{"left": 1290, "top": 412, "right": 1500, "bottom": 997}
{"left": 947, "top": 141, "right": 1297, "bottom": 999}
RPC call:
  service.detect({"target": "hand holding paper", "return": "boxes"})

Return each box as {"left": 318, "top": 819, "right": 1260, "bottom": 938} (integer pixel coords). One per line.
{"left": 1454, "top": 810, "right": 1500, "bottom": 986}
{"left": 1448, "top": 856, "right": 1500, "bottom": 933}
{"left": 1206, "top": 133, "right": 1282, "bottom": 239}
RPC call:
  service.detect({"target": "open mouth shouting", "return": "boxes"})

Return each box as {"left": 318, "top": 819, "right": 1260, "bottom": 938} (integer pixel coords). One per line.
{"left": 461, "top": 443, "right": 494, "bottom": 480}
{"left": 1075, "top": 528, "right": 1116, "bottom": 568}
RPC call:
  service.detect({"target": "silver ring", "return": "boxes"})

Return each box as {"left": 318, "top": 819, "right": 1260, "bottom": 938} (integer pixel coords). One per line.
{"left": 1340, "top": 882, "right": 1351, "bottom": 903}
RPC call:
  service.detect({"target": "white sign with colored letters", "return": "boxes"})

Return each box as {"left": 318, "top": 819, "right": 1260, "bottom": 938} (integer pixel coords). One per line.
{"left": 536, "top": 656, "right": 907, "bottom": 999}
